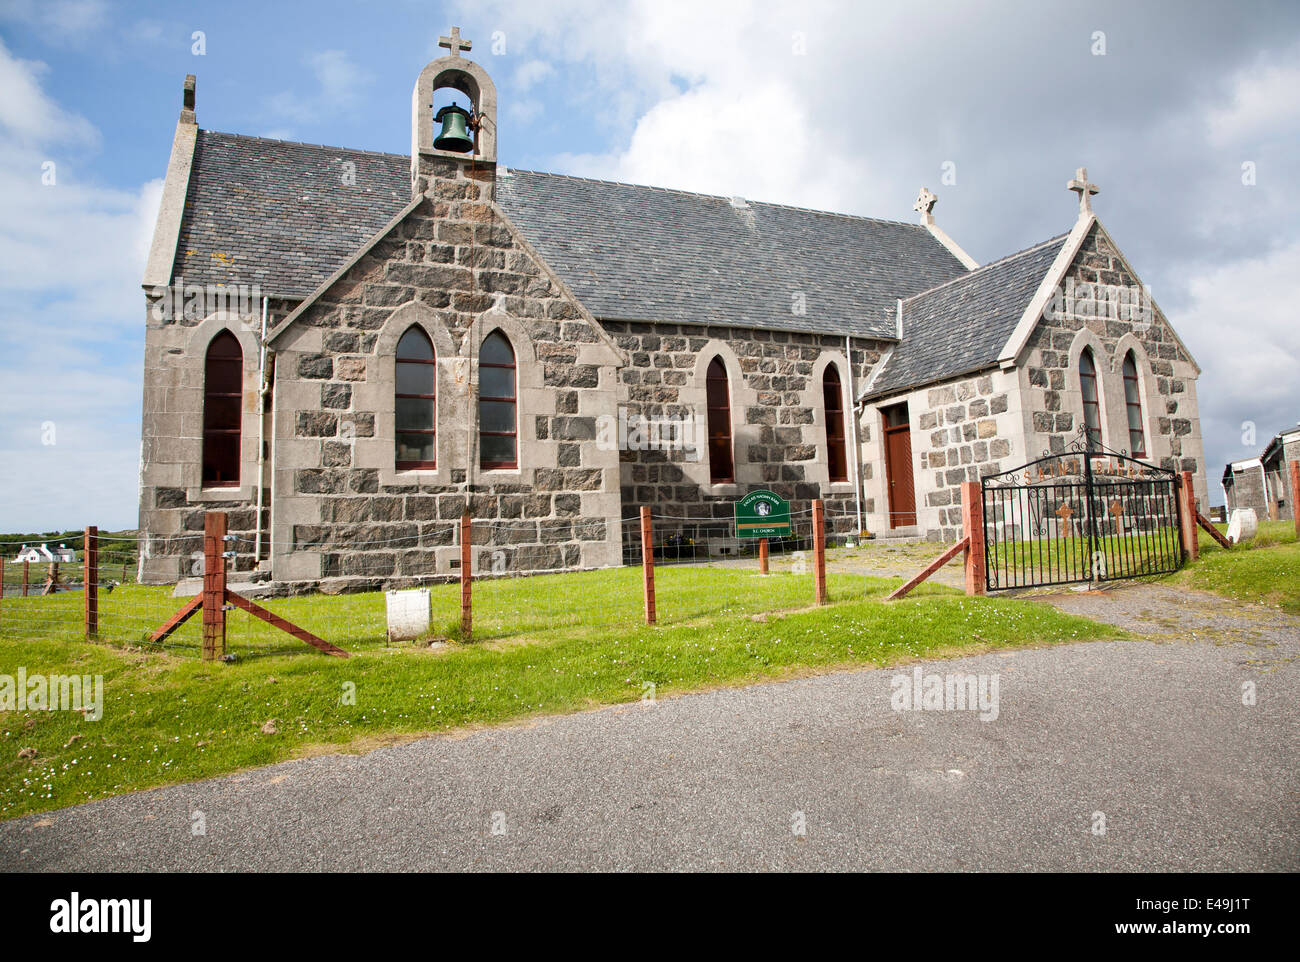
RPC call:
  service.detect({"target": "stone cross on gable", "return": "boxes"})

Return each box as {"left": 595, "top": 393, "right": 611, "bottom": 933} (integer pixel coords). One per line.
{"left": 913, "top": 186, "right": 938, "bottom": 225}
{"left": 1068, "top": 167, "right": 1100, "bottom": 215}
{"left": 439, "top": 26, "right": 472, "bottom": 58}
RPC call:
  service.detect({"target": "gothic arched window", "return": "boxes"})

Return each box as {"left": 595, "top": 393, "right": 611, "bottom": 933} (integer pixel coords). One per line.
{"left": 395, "top": 326, "right": 437, "bottom": 470}
{"left": 1079, "top": 348, "right": 1102, "bottom": 451}
{"left": 823, "top": 365, "right": 849, "bottom": 483}
{"left": 706, "top": 357, "right": 734, "bottom": 484}
{"left": 1122, "top": 351, "right": 1146, "bottom": 458}
{"left": 479, "top": 330, "right": 517, "bottom": 469}
{"left": 202, "top": 331, "right": 242, "bottom": 487}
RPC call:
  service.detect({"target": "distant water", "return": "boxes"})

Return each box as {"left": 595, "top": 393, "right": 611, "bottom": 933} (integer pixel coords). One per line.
{"left": 1, "top": 583, "right": 86, "bottom": 599}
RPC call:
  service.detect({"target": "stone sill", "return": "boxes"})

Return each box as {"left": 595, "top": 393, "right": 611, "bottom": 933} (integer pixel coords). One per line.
{"left": 190, "top": 486, "right": 252, "bottom": 503}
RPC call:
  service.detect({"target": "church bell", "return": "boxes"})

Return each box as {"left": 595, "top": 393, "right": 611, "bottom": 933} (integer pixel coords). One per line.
{"left": 433, "top": 104, "right": 474, "bottom": 153}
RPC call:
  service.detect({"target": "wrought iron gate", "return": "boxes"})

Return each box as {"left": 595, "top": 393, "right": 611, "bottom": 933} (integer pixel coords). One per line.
{"left": 981, "top": 434, "right": 1184, "bottom": 590}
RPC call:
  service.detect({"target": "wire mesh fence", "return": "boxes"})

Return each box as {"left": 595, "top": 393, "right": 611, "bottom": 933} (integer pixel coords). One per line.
{"left": 0, "top": 505, "right": 863, "bottom": 661}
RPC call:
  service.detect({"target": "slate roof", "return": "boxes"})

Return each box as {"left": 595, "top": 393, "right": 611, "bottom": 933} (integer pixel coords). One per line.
{"left": 171, "top": 131, "right": 410, "bottom": 298}
{"left": 170, "top": 131, "right": 971, "bottom": 336}
{"left": 495, "top": 170, "right": 970, "bottom": 337}
{"left": 862, "top": 234, "right": 1069, "bottom": 400}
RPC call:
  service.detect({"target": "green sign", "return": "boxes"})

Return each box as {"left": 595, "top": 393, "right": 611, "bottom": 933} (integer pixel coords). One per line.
{"left": 734, "top": 489, "right": 791, "bottom": 539}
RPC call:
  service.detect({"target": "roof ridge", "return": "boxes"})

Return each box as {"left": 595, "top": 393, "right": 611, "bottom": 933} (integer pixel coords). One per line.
{"left": 902, "top": 232, "right": 1070, "bottom": 305}
{"left": 200, "top": 128, "right": 408, "bottom": 161}
{"left": 502, "top": 167, "right": 930, "bottom": 229}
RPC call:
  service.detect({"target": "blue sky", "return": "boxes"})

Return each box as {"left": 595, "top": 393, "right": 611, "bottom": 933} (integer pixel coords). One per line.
{"left": 1, "top": 0, "right": 1298, "bottom": 530}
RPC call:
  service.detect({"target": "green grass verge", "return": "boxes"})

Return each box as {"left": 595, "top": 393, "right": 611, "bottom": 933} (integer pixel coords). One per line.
{"left": 985, "top": 526, "right": 1184, "bottom": 587}
{"left": 0, "top": 565, "right": 1115, "bottom": 819}
{"left": 1172, "top": 520, "right": 1300, "bottom": 613}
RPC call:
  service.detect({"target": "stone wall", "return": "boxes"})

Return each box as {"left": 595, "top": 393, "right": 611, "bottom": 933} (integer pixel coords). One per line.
{"left": 137, "top": 294, "right": 300, "bottom": 584}
{"left": 265, "top": 154, "right": 624, "bottom": 591}
{"left": 603, "top": 320, "right": 886, "bottom": 546}
{"left": 1018, "top": 222, "right": 1208, "bottom": 505}
{"left": 862, "top": 367, "right": 1028, "bottom": 541}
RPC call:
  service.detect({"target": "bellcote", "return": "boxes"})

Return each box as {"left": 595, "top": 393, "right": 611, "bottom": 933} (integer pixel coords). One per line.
{"left": 411, "top": 27, "right": 498, "bottom": 198}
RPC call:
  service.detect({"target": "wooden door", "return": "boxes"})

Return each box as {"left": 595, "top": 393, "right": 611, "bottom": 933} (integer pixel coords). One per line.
{"left": 884, "top": 418, "right": 916, "bottom": 528}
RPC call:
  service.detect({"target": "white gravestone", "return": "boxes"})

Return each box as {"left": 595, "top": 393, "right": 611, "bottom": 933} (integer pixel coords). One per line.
{"left": 385, "top": 588, "right": 431, "bottom": 641}
{"left": 1226, "top": 508, "right": 1257, "bottom": 545}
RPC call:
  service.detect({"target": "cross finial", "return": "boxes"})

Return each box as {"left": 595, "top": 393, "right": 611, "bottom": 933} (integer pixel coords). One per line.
{"left": 913, "top": 187, "right": 938, "bottom": 225}
{"left": 439, "top": 26, "right": 472, "bottom": 58}
{"left": 1067, "top": 166, "right": 1099, "bottom": 215}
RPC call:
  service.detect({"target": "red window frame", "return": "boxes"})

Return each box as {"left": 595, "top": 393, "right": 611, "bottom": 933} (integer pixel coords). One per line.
{"left": 823, "top": 365, "right": 849, "bottom": 482}
{"left": 479, "top": 330, "right": 518, "bottom": 470}
{"left": 202, "top": 330, "right": 242, "bottom": 487}
{"left": 1122, "top": 352, "right": 1146, "bottom": 459}
{"left": 395, "top": 326, "right": 437, "bottom": 470}
{"left": 706, "top": 357, "right": 734, "bottom": 484}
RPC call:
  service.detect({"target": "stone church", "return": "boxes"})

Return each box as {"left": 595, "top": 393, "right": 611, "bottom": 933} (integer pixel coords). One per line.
{"left": 136, "top": 29, "right": 1208, "bottom": 587}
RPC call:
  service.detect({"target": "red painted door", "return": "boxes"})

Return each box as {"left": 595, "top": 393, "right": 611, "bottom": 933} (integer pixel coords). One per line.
{"left": 885, "top": 422, "right": 916, "bottom": 528}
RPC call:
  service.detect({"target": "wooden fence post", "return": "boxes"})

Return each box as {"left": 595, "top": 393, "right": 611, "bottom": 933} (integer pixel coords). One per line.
{"left": 83, "top": 525, "right": 98, "bottom": 639}
{"left": 22, "top": 560, "right": 29, "bottom": 597}
{"left": 759, "top": 537, "right": 769, "bottom": 575}
{"left": 812, "top": 499, "right": 828, "bottom": 605}
{"left": 201, "top": 512, "right": 227, "bottom": 661}
{"left": 640, "top": 506, "right": 656, "bottom": 625}
{"left": 961, "top": 482, "right": 986, "bottom": 596}
{"left": 1180, "top": 471, "right": 1199, "bottom": 562}
{"left": 1291, "top": 460, "right": 1300, "bottom": 539}
{"left": 460, "top": 513, "right": 472, "bottom": 642}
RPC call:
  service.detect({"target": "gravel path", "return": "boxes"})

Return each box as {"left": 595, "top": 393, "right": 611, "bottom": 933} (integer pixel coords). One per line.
{"left": 2, "top": 581, "right": 1295, "bottom": 872}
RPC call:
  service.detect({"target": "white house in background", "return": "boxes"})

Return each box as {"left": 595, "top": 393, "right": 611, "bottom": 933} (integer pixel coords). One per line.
{"left": 14, "top": 544, "right": 77, "bottom": 564}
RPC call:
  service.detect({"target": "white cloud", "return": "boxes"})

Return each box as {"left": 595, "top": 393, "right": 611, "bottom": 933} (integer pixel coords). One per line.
{"left": 513, "top": 58, "right": 554, "bottom": 91}
{"left": 0, "top": 0, "right": 108, "bottom": 42}
{"left": 0, "top": 36, "right": 97, "bottom": 145}
{"left": 1205, "top": 47, "right": 1300, "bottom": 148}
{"left": 558, "top": 78, "right": 860, "bottom": 210}
{"left": 0, "top": 36, "right": 157, "bottom": 530}
{"left": 1175, "top": 239, "right": 1300, "bottom": 444}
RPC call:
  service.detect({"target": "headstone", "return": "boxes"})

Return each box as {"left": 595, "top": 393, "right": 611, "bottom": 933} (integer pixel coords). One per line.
{"left": 386, "top": 588, "right": 431, "bottom": 641}
{"left": 1226, "top": 508, "right": 1257, "bottom": 545}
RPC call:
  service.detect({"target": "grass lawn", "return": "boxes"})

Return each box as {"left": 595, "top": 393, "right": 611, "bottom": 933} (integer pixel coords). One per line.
{"left": 1171, "top": 520, "right": 1300, "bottom": 613}
{"left": 985, "top": 526, "right": 1184, "bottom": 587}
{"left": 0, "top": 563, "right": 1115, "bottom": 819}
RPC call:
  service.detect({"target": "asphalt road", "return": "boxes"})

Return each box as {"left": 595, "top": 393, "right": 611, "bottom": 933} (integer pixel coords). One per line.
{"left": 3, "top": 586, "right": 1296, "bottom": 871}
